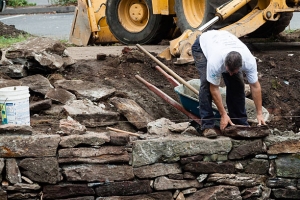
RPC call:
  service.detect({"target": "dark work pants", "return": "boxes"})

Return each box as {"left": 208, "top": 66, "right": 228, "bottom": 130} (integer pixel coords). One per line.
{"left": 191, "top": 37, "right": 248, "bottom": 130}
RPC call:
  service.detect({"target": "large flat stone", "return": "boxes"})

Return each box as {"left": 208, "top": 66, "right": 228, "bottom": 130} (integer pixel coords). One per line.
{"left": 264, "top": 135, "right": 300, "bottom": 154}
{"left": 228, "top": 139, "right": 265, "bottom": 160}
{"left": 95, "top": 180, "right": 151, "bottom": 196}
{"left": 133, "top": 163, "right": 182, "bottom": 179}
{"left": 154, "top": 176, "right": 202, "bottom": 190}
{"left": 132, "top": 135, "right": 232, "bottom": 167}
{"left": 110, "top": 97, "right": 154, "bottom": 130}
{"left": 43, "top": 184, "right": 95, "bottom": 199}
{"left": 63, "top": 164, "right": 134, "bottom": 182}
{"left": 54, "top": 79, "right": 116, "bottom": 101}
{"left": 59, "top": 132, "right": 110, "bottom": 147}
{"left": 0, "top": 135, "right": 60, "bottom": 157}
{"left": 207, "top": 173, "right": 267, "bottom": 187}
{"left": 95, "top": 192, "right": 173, "bottom": 200}
{"left": 63, "top": 100, "right": 119, "bottom": 127}
{"left": 186, "top": 185, "right": 242, "bottom": 200}
{"left": 19, "top": 157, "right": 62, "bottom": 184}
{"left": 58, "top": 147, "right": 129, "bottom": 164}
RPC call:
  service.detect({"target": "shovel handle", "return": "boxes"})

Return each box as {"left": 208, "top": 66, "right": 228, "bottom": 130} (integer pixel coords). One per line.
{"left": 136, "top": 44, "right": 199, "bottom": 95}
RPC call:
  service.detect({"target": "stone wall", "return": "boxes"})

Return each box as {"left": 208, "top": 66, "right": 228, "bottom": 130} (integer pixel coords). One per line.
{"left": 0, "top": 125, "right": 300, "bottom": 200}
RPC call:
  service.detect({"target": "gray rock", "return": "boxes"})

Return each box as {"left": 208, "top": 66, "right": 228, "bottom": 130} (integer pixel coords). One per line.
{"left": 154, "top": 176, "right": 202, "bottom": 190}
{"left": 30, "top": 99, "right": 52, "bottom": 112}
{"left": 272, "top": 188, "right": 300, "bottom": 199}
{"left": 184, "top": 161, "right": 235, "bottom": 174}
{"left": 54, "top": 79, "right": 116, "bottom": 101}
{"left": 59, "top": 132, "right": 110, "bottom": 147}
{"left": 147, "top": 118, "right": 174, "bottom": 136}
{"left": 63, "top": 99, "right": 119, "bottom": 127}
{"left": 186, "top": 185, "right": 242, "bottom": 200}
{"left": 276, "top": 154, "right": 300, "bottom": 178}
{"left": 0, "top": 78, "right": 21, "bottom": 88}
{"left": 45, "top": 88, "right": 76, "bottom": 104}
{"left": 58, "top": 146, "right": 129, "bottom": 164}
{"left": 59, "top": 116, "right": 87, "bottom": 136}
{"left": 264, "top": 134, "right": 300, "bottom": 154}
{"left": 110, "top": 97, "right": 154, "bottom": 130}
{"left": 94, "top": 180, "right": 152, "bottom": 196}
{"left": 223, "top": 125, "right": 270, "bottom": 139}
{"left": 267, "top": 178, "right": 297, "bottom": 188}
{"left": 19, "top": 157, "right": 62, "bottom": 184}
{"left": 0, "top": 135, "right": 60, "bottom": 157}
{"left": 243, "top": 159, "right": 269, "bottom": 175}
{"left": 43, "top": 184, "right": 95, "bottom": 199}
{"left": 132, "top": 135, "right": 232, "bottom": 167}
{"left": 241, "top": 185, "right": 262, "bottom": 199}
{"left": 0, "top": 124, "right": 32, "bottom": 135}
{"left": 63, "top": 164, "right": 134, "bottom": 182}
{"left": 228, "top": 139, "right": 265, "bottom": 159}
{"left": 133, "top": 163, "right": 182, "bottom": 179}
{"left": 207, "top": 173, "right": 267, "bottom": 187}
{"left": 95, "top": 192, "right": 173, "bottom": 200}
{"left": 43, "top": 104, "right": 64, "bottom": 115}
{"left": 6, "top": 159, "right": 21, "bottom": 184}
{"left": 0, "top": 64, "right": 27, "bottom": 78}
{"left": 20, "top": 74, "right": 53, "bottom": 96}
{"left": 0, "top": 158, "right": 4, "bottom": 182}
{"left": 3, "top": 183, "right": 40, "bottom": 192}
{"left": 168, "top": 122, "right": 190, "bottom": 132}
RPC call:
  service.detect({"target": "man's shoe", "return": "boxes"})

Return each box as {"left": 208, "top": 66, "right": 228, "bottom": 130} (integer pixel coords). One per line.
{"left": 202, "top": 128, "right": 218, "bottom": 138}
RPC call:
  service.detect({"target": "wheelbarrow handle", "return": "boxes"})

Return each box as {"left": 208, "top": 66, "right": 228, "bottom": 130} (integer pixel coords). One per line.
{"left": 155, "top": 66, "right": 180, "bottom": 87}
{"left": 136, "top": 44, "right": 199, "bottom": 95}
{"left": 135, "top": 75, "right": 201, "bottom": 125}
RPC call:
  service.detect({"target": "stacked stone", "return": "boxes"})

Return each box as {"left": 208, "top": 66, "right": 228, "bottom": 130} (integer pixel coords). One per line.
{"left": 0, "top": 122, "right": 300, "bottom": 199}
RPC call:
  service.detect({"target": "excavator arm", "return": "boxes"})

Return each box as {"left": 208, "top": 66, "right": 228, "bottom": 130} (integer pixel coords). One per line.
{"left": 161, "top": 0, "right": 298, "bottom": 64}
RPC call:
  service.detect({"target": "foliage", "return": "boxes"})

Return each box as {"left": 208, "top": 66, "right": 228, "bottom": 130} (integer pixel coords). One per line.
{"left": 0, "top": 34, "right": 29, "bottom": 48}
{"left": 49, "top": 0, "right": 77, "bottom": 5}
{"left": 6, "top": 0, "right": 36, "bottom": 7}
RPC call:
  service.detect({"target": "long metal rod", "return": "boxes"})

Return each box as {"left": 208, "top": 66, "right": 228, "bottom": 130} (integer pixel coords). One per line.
{"left": 136, "top": 44, "right": 199, "bottom": 95}
{"left": 135, "top": 75, "right": 201, "bottom": 125}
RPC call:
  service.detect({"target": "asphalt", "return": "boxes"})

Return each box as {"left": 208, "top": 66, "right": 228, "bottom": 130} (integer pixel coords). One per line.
{"left": 0, "top": 5, "right": 75, "bottom": 15}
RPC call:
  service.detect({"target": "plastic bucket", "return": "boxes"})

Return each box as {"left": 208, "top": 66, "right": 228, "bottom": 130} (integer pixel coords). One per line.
{"left": 0, "top": 86, "right": 30, "bottom": 125}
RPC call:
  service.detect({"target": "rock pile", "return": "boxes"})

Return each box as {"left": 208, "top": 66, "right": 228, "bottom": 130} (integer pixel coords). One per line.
{"left": 0, "top": 37, "right": 300, "bottom": 199}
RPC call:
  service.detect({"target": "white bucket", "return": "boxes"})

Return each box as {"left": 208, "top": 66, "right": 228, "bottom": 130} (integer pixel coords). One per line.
{"left": 0, "top": 86, "right": 30, "bottom": 125}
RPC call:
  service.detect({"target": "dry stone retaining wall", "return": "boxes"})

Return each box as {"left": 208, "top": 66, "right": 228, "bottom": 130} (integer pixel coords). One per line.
{"left": 0, "top": 126, "right": 299, "bottom": 200}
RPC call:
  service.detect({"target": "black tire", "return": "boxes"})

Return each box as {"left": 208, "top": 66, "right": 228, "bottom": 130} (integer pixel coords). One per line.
{"left": 106, "top": 0, "right": 174, "bottom": 44}
{"left": 175, "top": 0, "right": 292, "bottom": 38}
{"left": 175, "top": 0, "right": 247, "bottom": 32}
{"left": 249, "top": 12, "right": 293, "bottom": 37}
{"left": 0, "top": 0, "right": 5, "bottom": 12}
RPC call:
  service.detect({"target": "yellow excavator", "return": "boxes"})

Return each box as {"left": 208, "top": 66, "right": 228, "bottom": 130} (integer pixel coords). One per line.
{"left": 69, "top": 0, "right": 299, "bottom": 62}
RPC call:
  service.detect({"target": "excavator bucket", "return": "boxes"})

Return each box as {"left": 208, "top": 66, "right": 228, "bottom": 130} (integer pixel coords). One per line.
{"left": 69, "top": 0, "right": 118, "bottom": 46}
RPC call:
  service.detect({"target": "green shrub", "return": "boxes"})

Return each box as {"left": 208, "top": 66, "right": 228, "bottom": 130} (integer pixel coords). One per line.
{"left": 50, "top": 0, "right": 77, "bottom": 5}
{"left": 7, "top": 0, "right": 36, "bottom": 7}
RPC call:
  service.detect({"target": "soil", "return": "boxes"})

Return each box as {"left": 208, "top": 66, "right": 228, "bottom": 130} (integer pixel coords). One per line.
{"left": 1, "top": 21, "right": 300, "bottom": 133}
{"left": 0, "top": 22, "right": 27, "bottom": 37}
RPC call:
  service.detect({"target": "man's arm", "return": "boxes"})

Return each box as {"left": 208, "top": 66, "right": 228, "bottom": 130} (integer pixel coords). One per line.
{"left": 210, "top": 84, "right": 234, "bottom": 130}
{"left": 249, "top": 81, "right": 266, "bottom": 125}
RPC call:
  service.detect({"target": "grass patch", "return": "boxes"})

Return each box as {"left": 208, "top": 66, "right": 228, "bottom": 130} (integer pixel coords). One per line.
{"left": 0, "top": 34, "right": 30, "bottom": 48}
{"left": 7, "top": 0, "right": 36, "bottom": 7}
{"left": 49, "top": 0, "right": 77, "bottom": 6}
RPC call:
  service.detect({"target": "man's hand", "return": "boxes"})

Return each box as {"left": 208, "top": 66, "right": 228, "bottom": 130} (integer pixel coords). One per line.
{"left": 257, "top": 114, "right": 266, "bottom": 126}
{"left": 220, "top": 113, "right": 235, "bottom": 130}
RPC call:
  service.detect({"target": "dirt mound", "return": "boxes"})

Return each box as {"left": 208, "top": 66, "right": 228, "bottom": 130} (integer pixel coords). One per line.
{"left": 63, "top": 48, "right": 300, "bottom": 132}
{"left": 0, "top": 21, "right": 28, "bottom": 37}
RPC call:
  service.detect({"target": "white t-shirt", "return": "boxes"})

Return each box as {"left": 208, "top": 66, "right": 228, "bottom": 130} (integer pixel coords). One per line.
{"left": 199, "top": 30, "right": 258, "bottom": 85}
